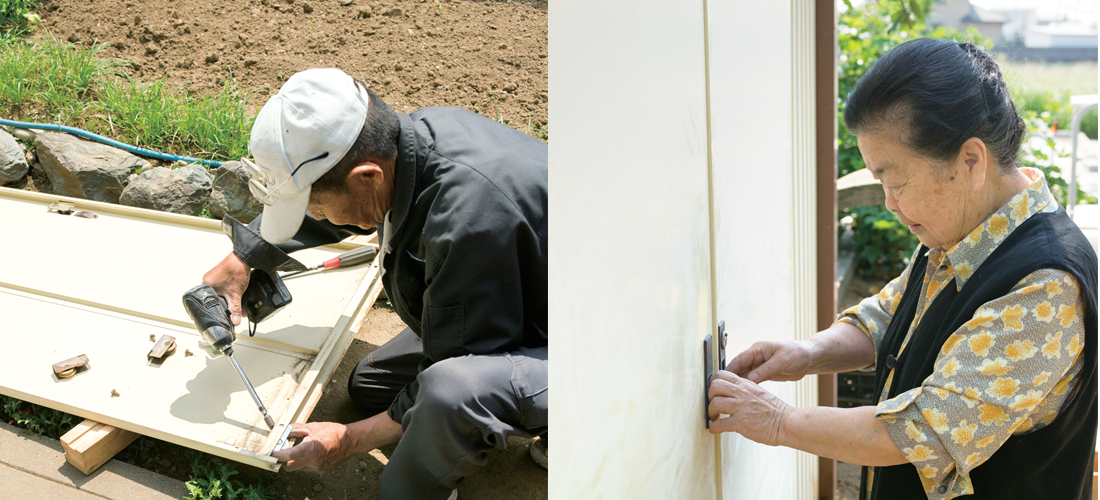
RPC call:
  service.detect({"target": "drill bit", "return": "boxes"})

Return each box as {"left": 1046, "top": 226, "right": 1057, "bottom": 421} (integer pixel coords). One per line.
{"left": 225, "top": 346, "right": 275, "bottom": 428}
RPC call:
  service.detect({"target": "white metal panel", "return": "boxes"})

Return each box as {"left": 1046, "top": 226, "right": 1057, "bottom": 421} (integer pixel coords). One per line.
{"left": 707, "top": 0, "right": 818, "bottom": 497}
{"left": 549, "top": 0, "right": 717, "bottom": 497}
{"left": 0, "top": 187, "right": 379, "bottom": 470}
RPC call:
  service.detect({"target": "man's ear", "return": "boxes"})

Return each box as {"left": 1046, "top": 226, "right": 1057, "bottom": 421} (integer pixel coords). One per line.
{"left": 959, "top": 137, "right": 988, "bottom": 193}
{"left": 347, "top": 162, "right": 384, "bottom": 189}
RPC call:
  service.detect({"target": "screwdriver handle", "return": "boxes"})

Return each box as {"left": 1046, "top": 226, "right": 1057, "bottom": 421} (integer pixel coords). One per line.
{"left": 322, "top": 245, "right": 378, "bottom": 269}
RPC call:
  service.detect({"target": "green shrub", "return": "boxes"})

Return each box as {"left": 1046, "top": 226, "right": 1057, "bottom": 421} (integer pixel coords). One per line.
{"left": 1019, "top": 112, "right": 1098, "bottom": 207}
{"left": 0, "top": 0, "right": 38, "bottom": 32}
{"left": 847, "top": 205, "right": 919, "bottom": 280}
{"left": 0, "top": 395, "right": 76, "bottom": 438}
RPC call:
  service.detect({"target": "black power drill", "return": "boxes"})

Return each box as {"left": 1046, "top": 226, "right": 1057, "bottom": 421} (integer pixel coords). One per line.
{"left": 182, "top": 284, "right": 276, "bottom": 428}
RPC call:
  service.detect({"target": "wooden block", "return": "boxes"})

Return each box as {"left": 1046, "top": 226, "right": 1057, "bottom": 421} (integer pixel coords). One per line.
{"left": 60, "top": 419, "right": 139, "bottom": 475}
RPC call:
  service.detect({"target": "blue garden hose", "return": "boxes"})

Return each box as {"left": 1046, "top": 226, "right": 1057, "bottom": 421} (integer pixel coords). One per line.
{"left": 0, "top": 118, "right": 223, "bottom": 167}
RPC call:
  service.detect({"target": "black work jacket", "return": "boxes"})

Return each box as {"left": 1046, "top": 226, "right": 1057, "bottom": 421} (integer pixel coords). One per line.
{"left": 237, "top": 108, "right": 548, "bottom": 417}
{"left": 864, "top": 208, "right": 1097, "bottom": 500}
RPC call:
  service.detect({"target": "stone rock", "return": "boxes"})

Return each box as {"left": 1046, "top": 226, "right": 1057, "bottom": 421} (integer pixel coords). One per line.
{"left": 209, "top": 161, "right": 263, "bottom": 223}
{"left": 34, "top": 132, "right": 152, "bottom": 202}
{"left": 120, "top": 164, "right": 212, "bottom": 216}
{"left": 11, "top": 128, "right": 36, "bottom": 141}
{"left": 30, "top": 162, "right": 52, "bottom": 192}
{"left": 312, "top": 483, "right": 324, "bottom": 492}
{"left": 0, "top": 128, "right": 28, "bottom": 185}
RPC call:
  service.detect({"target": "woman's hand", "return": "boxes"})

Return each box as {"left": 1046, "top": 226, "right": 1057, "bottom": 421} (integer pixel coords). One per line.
{"left": 707, "top": 370, "right": 792, "bottom": 445}
{"left": 725, "top": 340, "right": 812, "bottom": 383}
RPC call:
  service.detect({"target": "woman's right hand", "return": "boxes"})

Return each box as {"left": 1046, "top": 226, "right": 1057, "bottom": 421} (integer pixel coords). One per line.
{"left": 202, "top": 252, "right": 252, "bottom": 326}
{"left": 725, "top": 340, "right": 813, "bottom": 383}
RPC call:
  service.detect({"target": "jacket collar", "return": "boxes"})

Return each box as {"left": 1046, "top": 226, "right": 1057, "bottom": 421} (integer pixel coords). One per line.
{"left": 383, "top": 113, "right": 419, "bottom": 252}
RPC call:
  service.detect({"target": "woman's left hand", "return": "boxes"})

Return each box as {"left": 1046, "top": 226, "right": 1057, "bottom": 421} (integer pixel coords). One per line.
{"left": 707, "top": 370, "right": 793, "bottom": 446}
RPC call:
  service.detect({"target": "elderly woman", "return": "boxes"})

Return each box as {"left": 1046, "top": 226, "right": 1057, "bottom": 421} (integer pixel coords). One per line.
{"left": 708, "top": 38, "right": 1097, "bottom": 500}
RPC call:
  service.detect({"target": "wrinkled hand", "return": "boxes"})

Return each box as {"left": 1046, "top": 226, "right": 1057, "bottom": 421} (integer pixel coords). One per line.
{"left": 271, "top": 422, "right": 357, "bottom": 474}
{"left": 707, "top": 371, "right": 792, "bottom": 446}
{"left": 201, "top": 252, "right": 251, "bottom": 326}
{"left": 725, "top": 340, "right": 811, "bottom": 383}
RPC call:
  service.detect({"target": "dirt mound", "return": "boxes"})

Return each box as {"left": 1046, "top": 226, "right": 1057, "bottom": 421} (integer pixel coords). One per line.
{"left": 37, "top": 0, "right": 547, "bottom": 134}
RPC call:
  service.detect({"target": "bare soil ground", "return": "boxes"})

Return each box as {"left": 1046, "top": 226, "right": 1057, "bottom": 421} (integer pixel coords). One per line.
{"left": 37, "top": 0, "right": 547, "bottom": 133}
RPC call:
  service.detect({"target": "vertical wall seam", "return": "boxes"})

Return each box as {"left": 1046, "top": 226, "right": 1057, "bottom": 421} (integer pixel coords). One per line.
{"left": 700, "top": 0, "right": 722, "bottom": 498}
{"left": 699, "top": 0, "right": 726, "bottom": 496}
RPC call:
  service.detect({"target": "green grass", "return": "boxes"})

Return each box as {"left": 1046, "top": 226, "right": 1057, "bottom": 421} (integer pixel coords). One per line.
{"left": 0, "top": 34, "right": 256, "bottom": 162}
{"left": 1001, "top": 59, "right": 1098, "bottom": 140}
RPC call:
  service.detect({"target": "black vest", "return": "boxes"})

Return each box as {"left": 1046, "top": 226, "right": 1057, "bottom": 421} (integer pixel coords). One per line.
{"left": 862, "top": 208, "right": 1098, "bottom": 500}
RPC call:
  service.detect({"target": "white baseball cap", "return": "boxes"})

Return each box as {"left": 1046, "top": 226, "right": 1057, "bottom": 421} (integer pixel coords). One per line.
{"left": 247, "top": 68, "right": 370, "bottom": 243}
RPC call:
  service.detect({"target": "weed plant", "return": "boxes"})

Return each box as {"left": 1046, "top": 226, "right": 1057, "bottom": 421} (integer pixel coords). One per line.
{"left": 184, "top": 450, "right": 273, "bottom": 500}
{"left": 0, "top": 34, "right": 254, "bottom": 162}
{"left": 0, "top": 396, "right": 76, "bottom": 438}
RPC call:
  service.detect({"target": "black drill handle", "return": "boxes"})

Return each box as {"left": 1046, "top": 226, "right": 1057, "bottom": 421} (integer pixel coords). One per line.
{"left": 182, "top": 284, "right": 235, "bottom": 334}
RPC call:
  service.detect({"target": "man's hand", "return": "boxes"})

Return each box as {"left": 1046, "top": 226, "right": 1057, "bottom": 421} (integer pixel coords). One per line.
{"left": 272, "top": 413, "right": 403, "bottom": 474}
{"left": 725, "top": 340, "right": 812, "bottom": 383}
{"left": 202, "top": 252, "right": 251, "bottom": 326}
{"left": 707, "top": 370, "right": 792, "bottom": 446}
{"left": 271, "top": 422, "right": 359, "bottom": 474}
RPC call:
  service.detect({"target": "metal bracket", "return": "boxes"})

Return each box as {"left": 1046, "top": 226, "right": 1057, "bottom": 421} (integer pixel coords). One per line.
{"left": 271, "top": 423, "right": 295, "bottom": 454}
{"left": 703, "top": 333, "right": 713, "bottom": 428}
{"left": 47, "top": 202, "right": 75, "bottom": 215}
{"left": 52, "top": 354, "right": 90, "bottom": 379}
{"left": 147, "top": 335, "right": 177, "bottom": 364}
{"left": 718, "top": 320, "right": 727, "bottom": 372}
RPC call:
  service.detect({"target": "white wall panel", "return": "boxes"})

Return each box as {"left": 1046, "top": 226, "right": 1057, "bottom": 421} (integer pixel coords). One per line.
{"left": 549, "top": 0, "right": 717, "bottom": 498}
{"left": 706, "top": 0, "right": 818, "bottom": 498}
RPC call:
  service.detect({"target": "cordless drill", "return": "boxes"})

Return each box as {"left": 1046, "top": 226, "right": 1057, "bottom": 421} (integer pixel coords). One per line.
{"left": 182, "top": 284, "right": 276, "bottom": 429}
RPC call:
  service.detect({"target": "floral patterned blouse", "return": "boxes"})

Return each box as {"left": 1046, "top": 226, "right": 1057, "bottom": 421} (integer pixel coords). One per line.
{"left": 837, "top": 168, "right": 1087, "bottom": 500}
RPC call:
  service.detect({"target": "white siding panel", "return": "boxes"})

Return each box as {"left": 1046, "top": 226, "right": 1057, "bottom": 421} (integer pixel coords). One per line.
{"left": 549, "top": 0, "right": 717, "bottom": 497}
{"left": 706, "top": 0, "right": 818, "bottom": 497}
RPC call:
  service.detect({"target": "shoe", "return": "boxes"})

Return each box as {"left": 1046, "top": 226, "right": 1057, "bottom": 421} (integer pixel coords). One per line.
{"left": 529, "top": 436, "right": 547, "bottom": 470}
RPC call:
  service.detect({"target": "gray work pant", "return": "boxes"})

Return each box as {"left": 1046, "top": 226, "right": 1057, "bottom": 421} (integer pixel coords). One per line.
{"left": 347, "top": 328, "right": 548, "bottom": 500}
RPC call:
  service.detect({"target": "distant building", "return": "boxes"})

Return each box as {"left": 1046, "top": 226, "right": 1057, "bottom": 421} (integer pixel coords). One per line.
{"left": 928, "top": 0, "right": 1007, "bottom": 45}
{"left": 928, "top": 0, "right": 1098, "bottom": 62}
{"left": 1025, "top": 23, "right": 1098, "bottom": 49}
